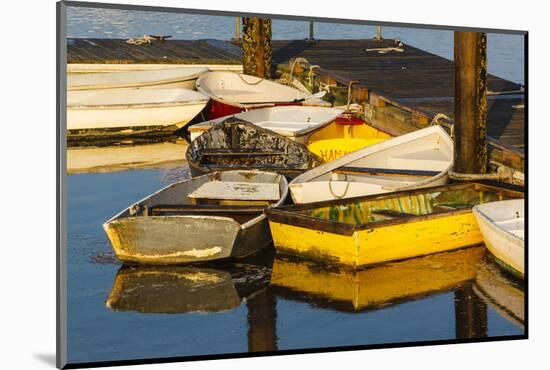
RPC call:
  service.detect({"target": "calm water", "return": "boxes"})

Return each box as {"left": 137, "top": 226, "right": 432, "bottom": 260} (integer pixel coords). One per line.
{"left": 67, "top": 164, "right": 524, "bottom": 364}
{"left": 66, "top": 7, "right": 525, "bottom": 84}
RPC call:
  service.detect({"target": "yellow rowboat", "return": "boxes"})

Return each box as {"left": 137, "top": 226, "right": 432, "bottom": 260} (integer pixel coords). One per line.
{"left": 473, "top": 260, "right": 524, "bottom": 328}
{"left": 472, "top": 199, "right": 525, "bottom": 277}
{"left": 289, "top": 125, "right": 453, "bottom": 204}
{"left": 270, "top": 247, "right": 485, "bottom": 312}
{"left": 265, "top": 183, "right": 523, "bottom": 268}
{"left": 305, "top": 114, "right": 391, "bottom": 162}
{"left": 106, "top": 263, "right": 271, "bottom": 314}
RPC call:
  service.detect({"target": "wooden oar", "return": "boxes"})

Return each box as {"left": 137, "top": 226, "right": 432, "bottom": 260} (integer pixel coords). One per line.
{"left": 334, "top": 166, "right": 440, "bottom": 178}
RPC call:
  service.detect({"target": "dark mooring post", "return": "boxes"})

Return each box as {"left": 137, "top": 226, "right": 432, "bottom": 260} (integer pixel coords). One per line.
{"left": 234, "top": 17, "right": 241, "bottom": 43}
{"left": 247, "top": 289, "right": 278, "bottom": 352}
{"left": 454, "top": 32, "right": 488, "bottom": 174}
{"left": 308, "top": 21, "right": 315, "bottom": 42}
{"left": 454, "top": 283, "right": 488, "bottom": 339}
{"left": 242, "top": 17, "right": 272, "bottom": 78}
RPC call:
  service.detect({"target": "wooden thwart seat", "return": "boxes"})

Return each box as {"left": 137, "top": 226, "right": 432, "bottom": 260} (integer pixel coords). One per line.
{"left": 188, "top": 181, "right": 280, "bottom": 202}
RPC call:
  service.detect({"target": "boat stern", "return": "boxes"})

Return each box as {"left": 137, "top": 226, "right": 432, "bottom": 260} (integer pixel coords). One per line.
{"left": 103, "top": 215, "right": 241, "bottom": 264}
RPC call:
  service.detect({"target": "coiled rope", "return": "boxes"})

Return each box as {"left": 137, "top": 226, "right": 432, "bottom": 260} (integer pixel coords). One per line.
{"left": 428, "top": 113, "right": 519, "bottom": 182}
{"left": 126, "top": 35, "right": 171, "bottom": 45}
{"left": 429, "top": 113, "right": 454, "bottom": 138}
{"left": 289, "top": 57, "right": 310, "bottom": 86}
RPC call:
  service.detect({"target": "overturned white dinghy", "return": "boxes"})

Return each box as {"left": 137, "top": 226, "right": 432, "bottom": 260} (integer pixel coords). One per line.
{"left": 67, "top": 88, "right": 209, "bottom": 140}
{"left": 67, "top": 66, "right": 209, "bottom": 91}
{"left": 473, "top": 199, "right": 525, "bottom": 277}
{"left": 188, "top": 106, "right": 344, "bottom": 142}
{"left": 103, "top": 170, "right": 288, "bottom": 265}
{"left": 289, "top": 125, "right": 453, "bottom": 204}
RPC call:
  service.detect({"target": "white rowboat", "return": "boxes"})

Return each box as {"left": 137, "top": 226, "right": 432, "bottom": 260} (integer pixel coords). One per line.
{"left": 67, "top": 88, "right": 209, "bottom": 135}
{"left": 289, "top": 125, "right": 453, "bottom": 204}
{"left": 67, "top": 66, "right": 209, "bottom": 91}
{"left": 472, "top": 199, "right": 525, "bottom": 277}
{"left": 188, "top": 106, "right": 344, "bottom": 142}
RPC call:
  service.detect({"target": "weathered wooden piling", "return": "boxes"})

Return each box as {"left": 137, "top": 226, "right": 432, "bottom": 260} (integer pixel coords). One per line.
{"left": 454, "top": 32, "right": 488, "bottom": 174}
{"left": 242, "top": 18, "right": 272, "bottom": 78}
{"left": 247, "top": 290, "right": 278, "bottom": 352}
{"left": 375, "top": 26, "right": 382, "bottom": 41}
{"left": 454, "top": 284, "right": 488, "bottom": 338}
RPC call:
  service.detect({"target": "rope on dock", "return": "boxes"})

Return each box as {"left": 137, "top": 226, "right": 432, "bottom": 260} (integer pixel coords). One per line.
{"left": 289, "top": 58, "right": 310, "bottom": 86}
{"left": 430, "top": 113, "right": 455, "bottom": 138}
{"left": 366, "top": 41, "right": 404, "bottom": 54}
{"left": 430, "top": 112, "right": 520, "bottom": 182}
{"left": 448, "top": 169, "right": 514, "bottom": 181}
{"left": 126, "top": 35, "right": 172, "bottom": 45}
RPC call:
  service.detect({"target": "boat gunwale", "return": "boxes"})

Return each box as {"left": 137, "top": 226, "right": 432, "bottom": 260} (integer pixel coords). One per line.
{"left": 68, "top": 98, "right": 209, "bottom": 110}
{"left": 265, "top": 182, "right": 524, "bottom": 236}
{"left": 68, "top": 67, "right": 209, "bottom": 91}
{"left": 195, "top": 72, "right": 315, "bottom": 109}
{"left": 103, "top": 170, "right": 288, "bottom": 231}
{"left": 187, "top": 106, "right": 345, "bottom": 138}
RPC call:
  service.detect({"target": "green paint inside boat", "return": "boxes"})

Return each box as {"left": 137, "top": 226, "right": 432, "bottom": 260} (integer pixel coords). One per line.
{"left": 301, "top": 187, "right": 511, "bottom": 226}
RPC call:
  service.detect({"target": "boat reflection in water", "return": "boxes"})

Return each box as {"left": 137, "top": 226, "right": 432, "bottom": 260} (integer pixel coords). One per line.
{"left": 270, "top": 246, "right": 486, "bottom": 312}
{"left": 106, "top": 263, "right": 272, "bottom": 314}
{"left": 67, "top": 139, "right": 188, "bottom": 174}
{"left": 473, "top": 258, "right": 525, "bottom": 329}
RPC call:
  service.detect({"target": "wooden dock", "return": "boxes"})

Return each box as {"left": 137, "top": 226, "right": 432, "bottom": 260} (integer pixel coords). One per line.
{"left": 67, "top": 37, "right": 525, "bottom": 173}
{"left": 271, "top": 39, "right": 525, "bottom": 173}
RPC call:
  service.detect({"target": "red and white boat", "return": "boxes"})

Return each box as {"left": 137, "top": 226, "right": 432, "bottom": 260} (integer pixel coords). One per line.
{"left": 195, "top": 71, "right": 330, "bottom": 120}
